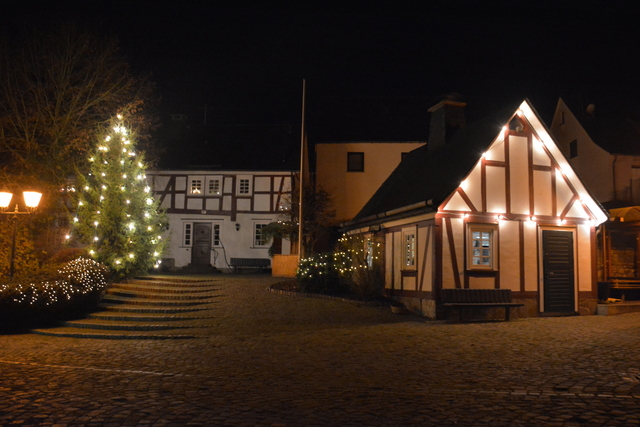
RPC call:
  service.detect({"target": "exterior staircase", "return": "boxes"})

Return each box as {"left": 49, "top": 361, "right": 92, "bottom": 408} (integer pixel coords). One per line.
{"left": 31, "top": 277, "right": 218, "bottom": 339}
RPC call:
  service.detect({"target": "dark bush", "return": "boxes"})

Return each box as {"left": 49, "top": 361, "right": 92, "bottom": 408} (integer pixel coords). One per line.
{"left": 0, "top": 257, "right": 109, "bottom": 331}
{"left": 296, "top": 253, "right": 349, "bottom": 295}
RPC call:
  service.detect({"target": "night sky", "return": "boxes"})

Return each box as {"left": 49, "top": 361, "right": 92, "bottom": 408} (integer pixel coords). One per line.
{"left": 2, "top": 1, "right": 639, "bottom": 169}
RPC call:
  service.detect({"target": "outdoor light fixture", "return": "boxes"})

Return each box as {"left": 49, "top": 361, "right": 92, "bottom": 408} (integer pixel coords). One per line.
{"left": 0, "top": 190, "right": 42, "bottom": 277}
{"left": 235, "top": 223, "right": 241, "bottom": 231}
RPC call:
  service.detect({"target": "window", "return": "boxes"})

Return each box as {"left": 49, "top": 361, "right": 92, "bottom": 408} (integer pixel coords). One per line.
{"left": 190, "top": 179, "right": 202, "bottom": 194}
{"left": 213, "top": 224, "right": 220, "bottom": 246}
{"left": 184, "top": 223, "right": 192, "bottom": 246}
{"left": 208, "top": 179, "right": 220, "bottom": 195}
{"left": 347, "top": 152, "right": 364, "bottom": 172}
{"left": 569, "top": 139, "right": 578, "bottom": 158}
{"left": 403, "top": 231, "right": 416, "bottom": 268}
{"left": 254, "top": 223, "right": 269, "bottom": 246}
{"left": 467, "top": 225, "right": 497, "bottom": 270}
{"left": 239, "top": 179, "right": 250, "bottom": 194}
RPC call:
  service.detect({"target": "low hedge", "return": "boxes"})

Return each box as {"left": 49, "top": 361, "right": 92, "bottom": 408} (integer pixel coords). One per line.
{"left": 0, "top": 257, "right": 109, "bottom": 331}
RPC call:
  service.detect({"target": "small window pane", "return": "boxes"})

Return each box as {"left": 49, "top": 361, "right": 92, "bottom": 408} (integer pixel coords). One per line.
{"left": 347, "top": 152, "right": 364, "bottom": 172}
{"left": 239, "top": 179, "right": 250, "bottom": 194}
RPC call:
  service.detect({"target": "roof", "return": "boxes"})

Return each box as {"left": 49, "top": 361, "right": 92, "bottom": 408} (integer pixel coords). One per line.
{"left": 561, "top": 97, "right": 640, "bottom": 156}
{"left": 352, "top": 102, "right": 521, "bottom": 222}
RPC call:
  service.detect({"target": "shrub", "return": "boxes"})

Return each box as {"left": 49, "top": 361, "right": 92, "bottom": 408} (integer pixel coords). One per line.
{"left": 0, "top": 257, "right": 109, "bottom": 330}
{"left": 296, "top": 253, "right": 348, "bottom": 295}
{"left": 335, "top": 235, "right": 385, "bottom": 301}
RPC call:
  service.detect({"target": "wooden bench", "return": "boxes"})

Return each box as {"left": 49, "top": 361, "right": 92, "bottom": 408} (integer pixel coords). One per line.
{"left": 440, "top": 288, "right": 524, "bottom": 322}
{"left": 609, "top": 279, "right": 640, "bottom": 289}
{"left": 229, "top": 258, "right": 271, "bottom": 273}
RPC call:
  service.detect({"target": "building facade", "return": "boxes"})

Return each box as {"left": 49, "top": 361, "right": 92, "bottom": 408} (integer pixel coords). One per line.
{"left": 148, "top": 169, "right": 294, "bottom": 272}
{"left": 344, "top": 100, "right": 607, "bottom": 319}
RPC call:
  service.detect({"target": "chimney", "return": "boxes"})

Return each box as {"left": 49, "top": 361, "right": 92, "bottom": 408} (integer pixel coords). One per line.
{"left": 427, "top": 95, "right": 466, "bottom": 151}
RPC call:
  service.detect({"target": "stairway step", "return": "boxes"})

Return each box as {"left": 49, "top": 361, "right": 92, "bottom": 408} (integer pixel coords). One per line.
{"left": 62, "top": 319, "right": 189, "bottom": 331}
{"left": 101, "top": 295, "right": 215, "bottom": 306}
{"left": 105, "top": 289, "right": 217, "bottom": 300}
{"left": 110, "top": 283, "right": 217, "bottom": 294}
{"left": 97, "top": 303, "right": 206, "bottom": 314}
{"left": 89, "top": 311, "right": 208, "bottom": 322}
{"left": 31, "top": 327, "right": 197, "bottom": 340}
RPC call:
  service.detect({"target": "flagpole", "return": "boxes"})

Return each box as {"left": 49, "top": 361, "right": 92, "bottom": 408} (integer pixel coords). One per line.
{"left": 298, "top": 79, "right": 306, "bottom": 258}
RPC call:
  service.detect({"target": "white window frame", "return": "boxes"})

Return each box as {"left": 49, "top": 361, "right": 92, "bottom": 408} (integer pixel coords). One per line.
{"left": 208, "top": 178, "right": 221, "bottom": 195}
{"left": 190, "top": 179, "right": 202, "bottom": 194}
{"left": 402, "top": 227, "right": 416, "bottom": 270}
{"left": 237, "top": 177, "right": 252, "bottom": 195}
{"left": 467, "top": 223, "right": 497, "bottom": 270}
{"left": 254, "top": 222, "right": 270, "bottom": 247}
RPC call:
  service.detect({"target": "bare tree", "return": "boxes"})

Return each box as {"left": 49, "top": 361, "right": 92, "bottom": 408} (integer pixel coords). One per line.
{"left": 0, "top": 24, "right": 156, "bottom": 195}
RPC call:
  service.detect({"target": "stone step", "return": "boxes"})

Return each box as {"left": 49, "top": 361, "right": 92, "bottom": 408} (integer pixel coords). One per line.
{"left": 105, "top": 289, "right": 218, "bottom": 300}
{"left": 97, "top": 303, "right": 207, "bottom": 314}
{"left": 31, "top": 327, "right": 198, "bottom": 340}
{"left": 110, "top": 283, "right": 218, "bottom": 294}
{"left": 61, "top": 319, "right": 190, "bottom": 331}
{"left": 126, "top": 278, "right": 217, "bottom": 286}
{"left": 89, "top": 311, "right": 209, "bottom": 322}
{"left": 101, "top": 295, "right": 215, "bottom": 306}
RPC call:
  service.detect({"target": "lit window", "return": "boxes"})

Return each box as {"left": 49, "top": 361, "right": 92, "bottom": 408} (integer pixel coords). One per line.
{"left": 467, "top": 224, "right": 497, "bottom": 270}
{"left": 254, "top": 223, "right": 269, "bottom": 246}
{"left": 208, "top": 179, "right": 220, "bottom": 195}
{"left": 239, "top": 179, "right": 250, "bottom": 194}
{"left": 403, "top": 230, "right": 416, "bottom": 268}
{"left": 184, "top": 223, "right": 192, "bottom": 246}
{"left": 191, "top": 180, "right": 202, "bottom": 194}
{"left": 347, "top": 152, "right": 364, "bottom": 172}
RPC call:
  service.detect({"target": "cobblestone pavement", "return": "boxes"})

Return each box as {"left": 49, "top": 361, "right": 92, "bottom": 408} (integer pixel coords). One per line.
{"left": 2, "top": 274, "right": 640, "bottom": 426}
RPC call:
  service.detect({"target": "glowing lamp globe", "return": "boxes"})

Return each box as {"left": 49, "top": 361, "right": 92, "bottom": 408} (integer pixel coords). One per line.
{"left": 23, "top": 191, "right": 42, "bottom": 209}
{"left": 0, "top": 192, "right": 13, "bottom": 209}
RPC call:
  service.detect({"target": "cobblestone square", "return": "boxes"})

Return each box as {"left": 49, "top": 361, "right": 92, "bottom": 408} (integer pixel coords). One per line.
{"left": 1, "top": 275, "right": 640, "bottom": 426}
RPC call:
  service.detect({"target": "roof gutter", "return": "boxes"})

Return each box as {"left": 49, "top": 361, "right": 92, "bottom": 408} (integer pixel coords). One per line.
{"left": 340, "top": 199, "right": 435, "bottom": 231}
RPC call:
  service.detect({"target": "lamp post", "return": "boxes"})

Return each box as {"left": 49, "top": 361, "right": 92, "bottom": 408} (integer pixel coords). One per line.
{"left": 0, "top": 190, "right": 42, "bottom": 277}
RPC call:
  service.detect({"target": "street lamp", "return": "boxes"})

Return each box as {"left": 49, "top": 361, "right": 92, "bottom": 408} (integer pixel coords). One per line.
{"left": 0, "top": 190, "right": 42, "bottom": 277}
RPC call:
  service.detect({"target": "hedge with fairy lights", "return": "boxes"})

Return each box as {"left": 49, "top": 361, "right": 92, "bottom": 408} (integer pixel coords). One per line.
{"left": 296, "top": 234, "right": 384, "bottom": 300}
{"left": 0, "top": 256, "right": 109, "bottom": 327}
{"left": 69, "top": 115, "right": 168, "bottom": 280}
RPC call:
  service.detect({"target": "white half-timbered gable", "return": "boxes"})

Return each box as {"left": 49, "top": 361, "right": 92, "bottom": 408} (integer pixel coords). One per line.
{"left": 148, "top": 169, "right": 294, "bottom": 272}
{"left": 345, "top": 99, "right": 607, "bottom": 319}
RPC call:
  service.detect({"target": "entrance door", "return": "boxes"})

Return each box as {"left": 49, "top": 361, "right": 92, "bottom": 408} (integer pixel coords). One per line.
{"left": 191, "top": 222, "right": 212, "bottom": 266}
{"left": 542, "top": 230, "right": 575, "bottom": 313}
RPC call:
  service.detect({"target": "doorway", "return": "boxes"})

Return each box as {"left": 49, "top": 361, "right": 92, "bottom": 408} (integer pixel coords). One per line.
{"left": 191, "top": 222, "right": 212, "bottom": 266}
{"left": 542, "top": 229, "right": 575, "bottom": 314}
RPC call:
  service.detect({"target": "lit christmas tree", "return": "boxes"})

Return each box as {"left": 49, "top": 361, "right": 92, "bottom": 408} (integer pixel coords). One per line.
{"left": 70, "top": 114, "right": 167, "bottom": 280}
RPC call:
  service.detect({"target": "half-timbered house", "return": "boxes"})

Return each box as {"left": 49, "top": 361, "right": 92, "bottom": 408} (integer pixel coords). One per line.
{"left": 148, "top": 169, "right": 294, "bottom": 272}
{"left": 342, "top": 99, "right": 608, "bottom": 319}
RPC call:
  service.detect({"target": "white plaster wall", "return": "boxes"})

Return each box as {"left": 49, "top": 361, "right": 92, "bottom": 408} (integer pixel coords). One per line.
{"left": 533, "top": 170, "right": 552, "bottom": 216}
{"left": 577, "top": 224, "right": 593, "bottom": 292}
{"left": 254, "top": 194, "right": 271, "bottom": 211}
{"left": 509, "top": 136, "right": 530, "bottom": 215}
{"left": 485, "top": 166, "right": 506, "bottom": 213}
{"left": 523, "top": 221, "right": 539, "bottom": 292}
{"left": 499, "top": 220, "right": 520, "bottom": 292}
{"left": 254, "top": 177, "right": 271, "bottom": 192}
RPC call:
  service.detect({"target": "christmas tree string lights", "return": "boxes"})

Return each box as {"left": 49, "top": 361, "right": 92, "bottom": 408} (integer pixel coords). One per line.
{"left": 69, "top": 115, "right": 167, "bottom": 279}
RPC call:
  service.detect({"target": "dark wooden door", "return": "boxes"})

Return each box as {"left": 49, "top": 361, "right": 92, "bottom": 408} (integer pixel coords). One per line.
{"left": 542, "top": 230, "right": 575, "bottom": 313}
{"left": 191, "top": 222, "right": 212, "bottom": 266}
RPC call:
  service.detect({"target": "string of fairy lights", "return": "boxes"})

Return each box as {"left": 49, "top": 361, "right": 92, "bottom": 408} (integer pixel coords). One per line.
{"left": 0, "top": 257, "right": 108, "bottom": 306}
{"left": 67, "top": 115, "right": 166, "bottom": 274}
{"left": 297, "top": 235, "right": 382, "bottom": 279}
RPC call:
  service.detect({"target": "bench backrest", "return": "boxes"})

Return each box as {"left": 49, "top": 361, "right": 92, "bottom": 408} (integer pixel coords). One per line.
{"left": 440, "top": 288, "right": 513, "bottom": 304}
{"left": 230, "top": 258, "right": 270, "bottom": 267}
